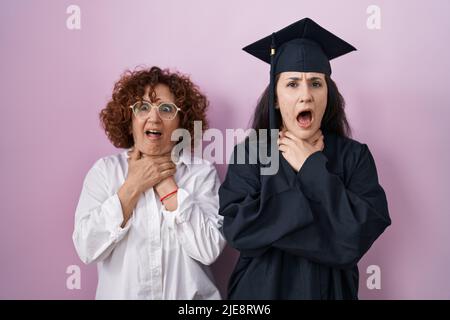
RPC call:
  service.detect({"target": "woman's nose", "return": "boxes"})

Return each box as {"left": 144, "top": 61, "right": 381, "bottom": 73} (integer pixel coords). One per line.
{"left": 299, "top": 95, "right": 313, "bottom": 103}
{"left": 298, "top": 85, "right": 313, "bottom": 103}
{"left": 147, "top": 106, "right": 161, "bottom": 122}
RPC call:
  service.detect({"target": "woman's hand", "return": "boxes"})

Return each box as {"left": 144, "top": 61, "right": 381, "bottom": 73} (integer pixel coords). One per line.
{"left": 125, "top": 147, "right": 176, "bottom": 194}
{"left": 117, "top": 147, "right": 176, "bottom": 227}
{"left": 277, "top": 129, "right": 324, "bottom": 172}
{"left": 142, "top": 152, "right": 180, "bottom": 211}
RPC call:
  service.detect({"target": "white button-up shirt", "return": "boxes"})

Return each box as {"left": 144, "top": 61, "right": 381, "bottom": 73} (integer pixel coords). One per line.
{"left": 73, "top": 150, "right": 226, "bottom": 299}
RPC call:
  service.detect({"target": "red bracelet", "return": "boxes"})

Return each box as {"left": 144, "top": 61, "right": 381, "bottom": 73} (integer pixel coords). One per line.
{"left": 160, "top": 189, "right": 178, "bottom": 202}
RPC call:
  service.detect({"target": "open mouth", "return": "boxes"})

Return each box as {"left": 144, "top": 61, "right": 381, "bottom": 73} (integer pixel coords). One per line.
{"left": 145, "top": 129, "right": 162, "bottom": 139}
{"left": 296, "top": 110, "right": 313, "bottom": 129}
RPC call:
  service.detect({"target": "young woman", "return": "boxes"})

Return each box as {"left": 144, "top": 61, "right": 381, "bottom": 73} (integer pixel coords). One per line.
{"left": 219, "top": 18, "right": 391, "bottom": 299}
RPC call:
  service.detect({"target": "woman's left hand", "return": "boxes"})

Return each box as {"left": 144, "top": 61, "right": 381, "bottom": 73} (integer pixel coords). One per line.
{"left": 140, "top": 153, "right": 179, "bottom": 210}
{"left": 277, "top": 129, "right": 325, "bottom": 172}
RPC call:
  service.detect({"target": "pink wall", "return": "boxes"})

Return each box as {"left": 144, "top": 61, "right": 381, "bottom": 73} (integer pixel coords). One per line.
{"left": 1, "top": 0, "right": 449, "bottom": 299}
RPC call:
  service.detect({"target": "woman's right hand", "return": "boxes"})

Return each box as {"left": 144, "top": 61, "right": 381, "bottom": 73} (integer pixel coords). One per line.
{"left": 124, "top": 147, "right": 176, "bottom": 194}
{"left": 117, "top": 147, "right": 176, "bottom": 227}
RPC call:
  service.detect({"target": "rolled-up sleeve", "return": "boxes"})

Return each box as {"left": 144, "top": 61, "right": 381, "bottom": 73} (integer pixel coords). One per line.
{"left": 161, "top": 163, "right": 226, "bottom": 265}
{"left": 73, "top": 159, "right": 132, "bottom": 264}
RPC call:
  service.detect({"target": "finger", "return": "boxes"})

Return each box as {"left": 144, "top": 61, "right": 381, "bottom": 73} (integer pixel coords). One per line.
{"left": 316, "top": 136, "right": 325, "bottom": 151}
{"left": 313, "top": 135, "right": 324, "bottom": 146}
{"left": 129, "top": 146, "right": 141, "bottom": 161}
{"left": 160, "top": 155, "right": 174, "bottom": 162}
{"left": 156, "top": 157, "right": 175, "bottom": 165}
{"left": 314, "top": 132, "right": 324, "bottom": 143}
{"left": 283, "top": 131, "right": 299, "bottom": 142}
{"left": 160, "top": 168, "right": 176, "bottom": 178}
{"left": 127, "top": 147, "right": 133, "bottom": 159}
{"left": 158, "top": 162, "right": 176, "bottom": 171}
{"left": 142, "top": 155, "right": 173, "bottom": 164}
{"left": 154, "top": 155, "right": 173, "bottom": 163}
{"left": 278, "top": 137, "right": 294, "bottom": 147}
{"left": 311, "top": 129, "right": 323, "bottom": 143}
{"left": 278, "top": 144, "right": 288, "bottom": 153}
{"left": 304, "top": 131, "right": 320, "bottom": 145}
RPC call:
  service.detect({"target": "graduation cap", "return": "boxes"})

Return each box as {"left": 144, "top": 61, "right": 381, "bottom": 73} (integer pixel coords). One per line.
{"left": 243, "top": 17, "right": 356, "bottom": 130}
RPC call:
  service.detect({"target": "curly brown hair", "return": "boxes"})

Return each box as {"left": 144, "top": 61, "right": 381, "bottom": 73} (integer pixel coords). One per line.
{"left": 100, "top": 66, "right": 209, "bottom": 149}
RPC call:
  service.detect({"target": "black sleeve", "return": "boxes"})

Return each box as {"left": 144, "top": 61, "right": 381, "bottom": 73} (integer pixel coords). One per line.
{"left": 219, "top": 144, "right": 316, "bottom": 257}
{"left": 219, "top": 142, "right": 391, "bottom": 268}
{"left": 272, "top": 144, "right": 391, "bottom": 269}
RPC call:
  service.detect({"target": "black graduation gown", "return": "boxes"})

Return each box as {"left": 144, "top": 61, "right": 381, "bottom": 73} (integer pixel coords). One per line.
{"left": 218, "top": 133, "right": 391, "bottom": 299}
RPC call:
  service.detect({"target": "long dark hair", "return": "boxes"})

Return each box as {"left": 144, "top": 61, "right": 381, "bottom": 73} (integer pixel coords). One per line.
{"left": 251, "top": 75, "right": 351, "bottom": 138}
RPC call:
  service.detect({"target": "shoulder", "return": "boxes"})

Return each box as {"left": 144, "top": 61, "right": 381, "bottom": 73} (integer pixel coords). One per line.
{"left": 222, "top": 136, "right": 263, "bottom": 185}
{"left": 332, "top": 134, "right": 368, "bottom": 154}
{"left": 86, "top": 150, "right": 128, "bottom": 178}
{"left": 181, "top": 153, "right": 218, "bottom": 176}
{"left": 229, "top": 134, "right": 264, "bottom": 165}
{"left": 325, "top": 133, "right": 372, "bottom": 175}
{"left": 179, "top": 154, "right": 220, "bottom": 191}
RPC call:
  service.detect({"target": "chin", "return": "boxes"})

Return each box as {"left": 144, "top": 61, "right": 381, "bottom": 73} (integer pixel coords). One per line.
{"left": 145, "top": 143, "right": 174, "bottom": 156}
{"left": 291, "top": 128, "right": 314, "bottom": 140}
{"left": 138, "top": 144, "right": 160, "bottom": 156}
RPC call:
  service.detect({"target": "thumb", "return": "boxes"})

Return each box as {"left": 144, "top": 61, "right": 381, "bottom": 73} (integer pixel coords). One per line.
{"left": 316, "top": 136, "right": 325, "bottom": 151}
{"left": 129, "top": 146, "right": 141, "bottom": 161}
{"left": 310, "top": 129, "right": 322, "bottom": 144}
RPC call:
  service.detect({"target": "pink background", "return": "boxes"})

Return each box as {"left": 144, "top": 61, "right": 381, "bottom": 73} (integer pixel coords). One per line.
{"left": 1, "top": 0, "right": 449, "bottom": 299}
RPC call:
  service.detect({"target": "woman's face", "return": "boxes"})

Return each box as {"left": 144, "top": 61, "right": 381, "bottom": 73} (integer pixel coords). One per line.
{"left": 276, "top": 71, "right": 327, "bottom": 140}
{"left": 131, "top": 83, "right": 181, "bottom": 156}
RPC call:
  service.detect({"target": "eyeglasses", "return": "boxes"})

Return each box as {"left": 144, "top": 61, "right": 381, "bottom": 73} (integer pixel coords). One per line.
{"left": 129, "top": 100, "right": 182, "bottom": 121}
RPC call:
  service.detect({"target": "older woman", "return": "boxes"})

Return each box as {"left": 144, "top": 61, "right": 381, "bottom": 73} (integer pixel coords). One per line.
{"left": 73, "top": 66, "right": 225, "bottom": 299}
{"left": 219, "top": 18, "right": 391, "bottom": 299}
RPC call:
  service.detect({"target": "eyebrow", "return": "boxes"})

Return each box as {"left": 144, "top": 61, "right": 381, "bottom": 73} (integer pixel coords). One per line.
{"left": 286, "top": 76, "right": 323, "bottom": 81}
{"left": 142, "top": 97, "right": 163, "bottom": 103}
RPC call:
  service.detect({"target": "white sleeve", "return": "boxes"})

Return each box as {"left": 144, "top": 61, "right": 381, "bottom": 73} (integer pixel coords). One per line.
{"left": 72, "top": 159, "right": 132, "bottom": 264}
{"left": 161, "top": 163, "right": 226, "bottom": 265}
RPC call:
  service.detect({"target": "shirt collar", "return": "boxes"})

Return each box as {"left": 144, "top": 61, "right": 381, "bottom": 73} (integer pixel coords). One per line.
{"left": 124, "top": 148, "right": 191, "bottom": 169}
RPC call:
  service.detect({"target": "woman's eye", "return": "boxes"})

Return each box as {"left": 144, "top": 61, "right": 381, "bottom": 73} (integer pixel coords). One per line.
{"left": 139, "top": 104, "right": 150, "bottom": 111}
{"left": 160, "top": 104, "right": 175, "bottom": 113}
{"left": 312, "top": 81, "right": 322, "bottom": 87}
{"left": 287, "top": 82, "right": 298, "bottom": 88}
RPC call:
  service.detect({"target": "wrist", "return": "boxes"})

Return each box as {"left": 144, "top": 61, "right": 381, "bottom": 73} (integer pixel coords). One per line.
{"left": 160, "top": 189, "right": 178, "bottom": 202}
{"left": 118, "top": 181, "right": 141, "bottom": 227}
{"left": 160, "top": 186, "right": 178, "bottom": 212}
{"left": 121, "top": 180, "right": 141, "bottom": 200}
{"left": 155, "top": 177, "right": 177, "bottom": 197}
